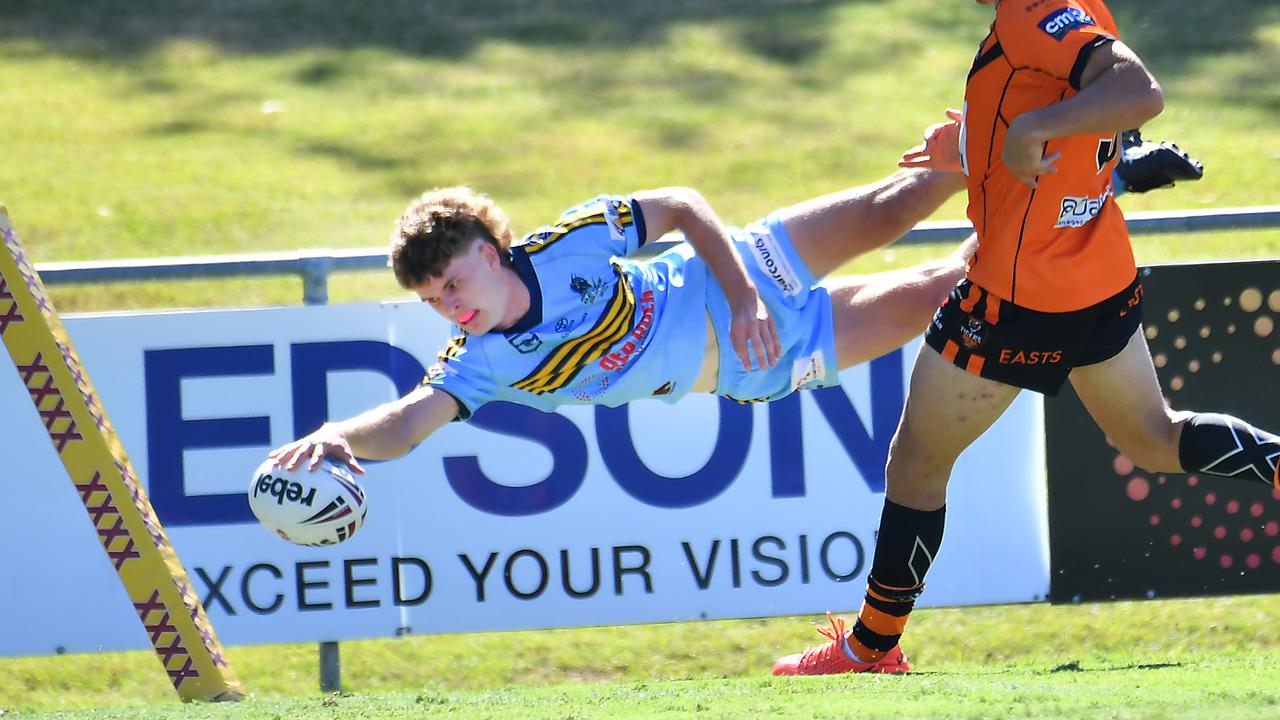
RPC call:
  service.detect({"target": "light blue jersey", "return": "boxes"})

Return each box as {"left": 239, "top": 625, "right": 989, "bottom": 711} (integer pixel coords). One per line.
{"left": 423, "top": 196, "right": 839, "bottom": 419}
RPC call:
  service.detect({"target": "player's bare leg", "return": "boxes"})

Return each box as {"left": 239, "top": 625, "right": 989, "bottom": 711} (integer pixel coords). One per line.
{"left": 827, "top": 260, "right": 962, "bottom": 370}
{"left": 775, "top": 168, "right": 966, "bottom": 279}
{"left": 772, "top": 344, "right": 1017, "bottom": 676}
{"left": 825, "top": 230, "right": 976, "bottom": 369}
{"left": 886, "top": 346, "right": 1020, "bottom": 509}
{"left": 1068, "top": 329, "right": 1189, "bottom": 472}
{"left": 1071, "top": 328, "right": 1280, "bottom": 485}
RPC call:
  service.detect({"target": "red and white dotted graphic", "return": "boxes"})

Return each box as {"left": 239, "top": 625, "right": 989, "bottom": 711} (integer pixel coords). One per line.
{"left": 1122, "top": 466, "right": 1280, "bottom": 571}
{"left": 1124, "top": 283, "right": 1280, "bottom": 571}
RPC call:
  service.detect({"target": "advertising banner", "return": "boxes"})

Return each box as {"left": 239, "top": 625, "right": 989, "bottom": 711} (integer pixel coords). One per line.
{"left": 1047, "top": 261, "right": 1280, "bottom": 602}
{"left": 3, "top": 301, "right": 1048, "bottom": 656}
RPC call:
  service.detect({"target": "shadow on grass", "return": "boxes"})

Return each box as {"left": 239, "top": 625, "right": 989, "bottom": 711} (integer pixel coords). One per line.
{"left": 4, "top": 1, "right": 1274, "bottom": 108}
{"left": 0, "top": 0, "right": 846, "bottom": 64}
{"left": 1049, "top": 660, "right": 1183, "bottom": 674}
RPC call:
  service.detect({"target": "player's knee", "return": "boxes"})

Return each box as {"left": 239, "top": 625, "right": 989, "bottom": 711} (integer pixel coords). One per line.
{"left": 886, "top": 419, "right": 956, "bottom": 481}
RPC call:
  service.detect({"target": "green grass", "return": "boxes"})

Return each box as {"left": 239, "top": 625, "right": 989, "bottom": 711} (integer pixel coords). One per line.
{"left": 1, "top": 2, "right": 1279, "bottom": 718}
{"left": 3, "top": 595, "right": 1279, "bottom": 718}
{"left": 1, "top": 0, "right": 1278, "bottom": 312}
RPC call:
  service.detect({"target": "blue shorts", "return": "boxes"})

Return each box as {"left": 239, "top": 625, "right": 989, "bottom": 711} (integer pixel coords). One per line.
{"left": 705, "top": 214, "right": 839, "bottom": 403}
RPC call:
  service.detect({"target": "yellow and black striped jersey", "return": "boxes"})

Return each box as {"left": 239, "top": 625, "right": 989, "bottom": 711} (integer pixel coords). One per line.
{"left": 421, "top": 195, "right": 710, "bottom": 419}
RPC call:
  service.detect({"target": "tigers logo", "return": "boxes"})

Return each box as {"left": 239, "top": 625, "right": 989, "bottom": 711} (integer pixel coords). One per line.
{"left": 961, "top": 316, "right": 986, "bottom": 350}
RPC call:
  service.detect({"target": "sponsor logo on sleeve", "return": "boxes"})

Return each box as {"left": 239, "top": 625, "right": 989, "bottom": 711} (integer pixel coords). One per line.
{"left": 1038, "top": 6, "right": 1095, "bottom": 41}
{"left": 748, "top": 230, "right": 803, "bottom": 297}
{"left": 603, "top": 198, "right": 628, "bottom": 241}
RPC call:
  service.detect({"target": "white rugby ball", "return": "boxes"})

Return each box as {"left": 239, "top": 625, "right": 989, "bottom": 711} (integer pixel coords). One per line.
{"left": 248, "top": 457, "right": 368, "bottom": 546}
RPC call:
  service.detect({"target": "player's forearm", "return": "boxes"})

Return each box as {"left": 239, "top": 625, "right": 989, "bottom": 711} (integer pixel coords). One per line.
{"left": 326, "top": 401, "right": 420, "bottom": 461}
{"left": 890, "top": 167, "right": 968, "bottom": 218}
{"left": 672, "top": 192, "right": 757, "bottom": 304}
{"left": 1011, "top": 59, "right": 1163, "bottom": 145}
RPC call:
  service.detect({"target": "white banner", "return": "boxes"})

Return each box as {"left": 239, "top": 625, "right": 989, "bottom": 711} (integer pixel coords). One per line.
{"left": 1, "top": 302, "right": 1048, "bottom": 656}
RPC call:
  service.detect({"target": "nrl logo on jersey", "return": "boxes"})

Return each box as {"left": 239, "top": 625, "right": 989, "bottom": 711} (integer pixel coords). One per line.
{"left": 1038, "top": 7, "right": 1095, "bottom": 41}
{"left": 505, "top": 331, "right": 543, "bottom": 354}
{"left": 570, "top": 274, "right": 609, "bottom": 304}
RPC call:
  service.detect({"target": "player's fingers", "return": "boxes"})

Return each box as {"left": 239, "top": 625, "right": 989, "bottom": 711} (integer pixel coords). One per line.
{"left": 732, "top": 334, "right": 753, "bottom": 371}
{"left": 899, "top": 150, "right": 928, "bottom": 165}
{"left": 768, "top": 318, "right": 782, "bottom": 368}
{"left": 335, "top": 441, "right": 366, "bottom": 475}
{"left": 307, "top": 443, "right": 326, "bottom": 471}
{"left": 751, "top": 329, "right": 769, "bottom": 372}
{"left": 280, "top": 443, "right": 305, "bottom": 470}
{"left": 946, "top": 108, "right": 963, "bottom": 121}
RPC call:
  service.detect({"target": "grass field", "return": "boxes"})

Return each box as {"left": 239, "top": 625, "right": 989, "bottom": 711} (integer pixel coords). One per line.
{"left": 2, "top": 1, "right": 1279, "bottom": 311}
{"left": 1, "top": 1, "right": 1279, "bottom": 718}
{"left": 3, "top": 595, "right": 1280, "bottom": 717}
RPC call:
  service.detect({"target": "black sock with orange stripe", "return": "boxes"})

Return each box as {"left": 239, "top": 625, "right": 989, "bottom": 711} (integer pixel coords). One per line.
{"left": 848, "top": 499, "right": 945, "bottom": 661}
{"left": 1178, "top": 413, "right": 1280, "bottom": 488}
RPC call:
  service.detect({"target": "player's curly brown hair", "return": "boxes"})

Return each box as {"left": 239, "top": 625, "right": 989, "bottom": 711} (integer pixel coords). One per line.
{"left": 390, "top": 187, "right": 514, "bottom": 289}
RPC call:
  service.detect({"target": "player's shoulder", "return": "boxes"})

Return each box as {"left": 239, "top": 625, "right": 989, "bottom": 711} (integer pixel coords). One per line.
{"left": 514, "top": 194, "right": 631, "bottom": 257}
{"left": 995, "top": 0, "right": 1103, "bottom": 38}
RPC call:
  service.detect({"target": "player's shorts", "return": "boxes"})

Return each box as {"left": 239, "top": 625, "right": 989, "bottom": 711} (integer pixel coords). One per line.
{"left": 924, "top": 273, "right": 1143, "bottom": 396}
{"left": 705, "top": 214, "right": 839, "bottom": 403}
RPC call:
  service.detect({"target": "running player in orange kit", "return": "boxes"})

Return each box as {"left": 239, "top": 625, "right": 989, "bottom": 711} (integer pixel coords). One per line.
{"left": 773, "top": 0, "right": 1279, "bottom": 676}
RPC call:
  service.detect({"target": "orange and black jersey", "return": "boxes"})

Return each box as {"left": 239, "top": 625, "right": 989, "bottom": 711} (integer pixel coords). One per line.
{"left": 962, "top": 0, "right": 1135, "bottom": 312}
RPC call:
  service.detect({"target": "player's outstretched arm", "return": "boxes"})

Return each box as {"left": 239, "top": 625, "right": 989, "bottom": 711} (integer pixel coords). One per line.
{"left": 1004, "top": 40, "right": 1164, "bottom": 185}
{"left": 633, "top": 187, "right": 782, "bottom": 372}
{"left": 268, "top": 384, "right": 460, "bottom": 474}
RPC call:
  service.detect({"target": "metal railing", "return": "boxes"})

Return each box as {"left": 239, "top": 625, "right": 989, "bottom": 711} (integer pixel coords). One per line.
{"left": 30, "top": 205, "right": 1280, "bottom": 691}
{"left": 37, "top": 206, "right": 1280, "bottom": 306}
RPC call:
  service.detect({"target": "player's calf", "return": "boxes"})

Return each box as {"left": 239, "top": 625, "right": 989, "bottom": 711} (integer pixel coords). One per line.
{"left": 1178, "top": 413, "right": 1280, "bottom": 489}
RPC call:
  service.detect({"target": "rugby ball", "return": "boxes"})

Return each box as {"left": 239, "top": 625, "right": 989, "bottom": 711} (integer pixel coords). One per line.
{"left": 247, "top": 457, "right": 368, "bottom": 546}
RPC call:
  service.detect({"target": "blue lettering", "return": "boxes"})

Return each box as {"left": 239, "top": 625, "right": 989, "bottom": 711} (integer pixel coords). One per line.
{"left": 767, "top": 393, "right": 805, "bottom": 498}
{"left": 443, "top": 403, "right": 588, "bottom": 516}
{"left": 596, "top": 398, "right": 752, "bottom": 508}
{"left": 145, "top": 345, "right": 273, "bottom": 527}
{"left": 766, "top": 350, "right": 904, "bottom": 496}
{"left": 290, "top": 341, "right": 424, "bottom": 439}
{"left": 805, "top": 351, "right": 903, "bottom": 493}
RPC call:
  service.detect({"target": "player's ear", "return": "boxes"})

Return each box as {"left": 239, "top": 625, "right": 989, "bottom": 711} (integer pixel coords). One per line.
{"left": 477, "top": 239, "right": 499, "bottom": 268}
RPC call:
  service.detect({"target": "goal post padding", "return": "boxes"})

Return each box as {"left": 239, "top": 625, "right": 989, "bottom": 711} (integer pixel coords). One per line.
{"left": 0, "top": 207, "right": 245, "bottom": 702}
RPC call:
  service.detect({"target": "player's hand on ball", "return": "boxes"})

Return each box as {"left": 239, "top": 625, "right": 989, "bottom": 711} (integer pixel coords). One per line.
{"left": 268, "top": 425, "right": 365, "bottom": 475}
